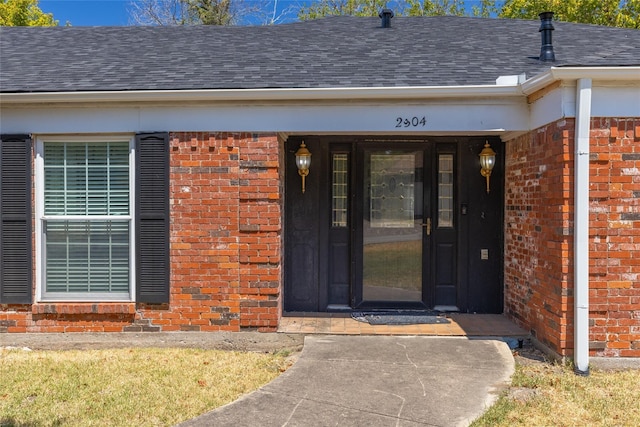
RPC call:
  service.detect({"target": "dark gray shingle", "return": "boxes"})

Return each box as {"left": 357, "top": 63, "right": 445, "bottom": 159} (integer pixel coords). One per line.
{"left": 1, "top": 16, "right": 638, "bottom": 93}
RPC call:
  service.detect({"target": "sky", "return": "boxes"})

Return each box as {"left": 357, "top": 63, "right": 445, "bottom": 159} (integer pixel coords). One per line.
{"left": 38, "top": 0, "right": 305, "bottom": 26}
{"left": 37, "top": 0, "right": 493, "bottom": 26}
{"left": 40, "top": 0, "right": 134, "bottom": 26}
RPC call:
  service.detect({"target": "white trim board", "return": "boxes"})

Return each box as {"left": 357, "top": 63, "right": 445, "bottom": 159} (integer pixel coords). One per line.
{"left": 1, "top": 100, "right": 529, "bottom": 134}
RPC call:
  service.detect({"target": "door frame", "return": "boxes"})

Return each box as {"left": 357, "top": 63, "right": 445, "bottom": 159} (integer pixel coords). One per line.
{"left": 283, "top": 135, "right": 504, "bottom": 314}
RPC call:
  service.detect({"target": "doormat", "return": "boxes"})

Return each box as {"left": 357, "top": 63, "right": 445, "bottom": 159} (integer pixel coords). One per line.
{"left": 351, "top": 310, "right": 450, "bottom": 325}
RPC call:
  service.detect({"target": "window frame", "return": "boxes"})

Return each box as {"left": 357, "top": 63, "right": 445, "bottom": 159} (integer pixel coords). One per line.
{"left": 437, "top": 153, "right": 455, "bottom": 229}
{"left": 35, "top": 135, "right": 136, "bottom": 302}
{"left": 331, "top": 152, "right": 349, "bottom": 228}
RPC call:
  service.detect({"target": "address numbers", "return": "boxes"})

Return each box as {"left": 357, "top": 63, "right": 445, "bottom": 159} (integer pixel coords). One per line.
{"left": 395, "top": 116, "right": 427, "bottom": 128}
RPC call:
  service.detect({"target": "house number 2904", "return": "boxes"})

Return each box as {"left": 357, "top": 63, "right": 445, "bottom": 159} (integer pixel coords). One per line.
{"left": 395, "top": 116, "right": 427, "bottom": 128}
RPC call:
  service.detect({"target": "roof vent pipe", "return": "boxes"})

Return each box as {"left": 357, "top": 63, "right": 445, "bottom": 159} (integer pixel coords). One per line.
{"left": 380, "top": 9, "right": 394, "bottom": 28}
{"left": 539, "top": 11, "right": 556, "bottom": 62}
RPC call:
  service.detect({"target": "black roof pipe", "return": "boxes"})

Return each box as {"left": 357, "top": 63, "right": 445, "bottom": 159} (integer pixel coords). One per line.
{"left": 379, "top": 9, "right": 394, "bottom": 28}
{"left": 539, "top": 11, "right": 556, "bottom": 62}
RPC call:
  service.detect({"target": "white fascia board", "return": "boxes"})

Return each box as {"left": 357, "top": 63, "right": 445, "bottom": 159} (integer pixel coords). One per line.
{"left": 1, "top": 100, "right": 530, "bottom": 134}
{"left": 522, "top": 66, "right": 640, "bottom": 95}
{"left": 528, "top": 86, "right": 571, "bottom": 130}
{"left": 526, "top": 68, "right": 640, "bottom": 125}
{"left": 0, "top": 85, "right": 524, "bottom": 105}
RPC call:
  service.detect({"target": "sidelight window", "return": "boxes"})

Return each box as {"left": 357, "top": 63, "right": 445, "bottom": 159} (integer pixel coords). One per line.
{"left": 438, "top": 154, "right": 454, "bottom": 228}
{"left": 332, "top": 153, "right": 349, "bottom": 227}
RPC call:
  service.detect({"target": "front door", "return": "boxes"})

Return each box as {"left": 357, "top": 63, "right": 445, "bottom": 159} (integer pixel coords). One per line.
{"left": 284, "top": 136, "right": 502, "bottom": 314}
{"left": 351, "top": 143, "right": 456, "bottom": 310}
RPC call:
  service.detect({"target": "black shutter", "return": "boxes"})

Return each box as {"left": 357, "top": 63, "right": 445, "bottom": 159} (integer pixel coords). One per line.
{"left": 0, "top": 135, "right": 32, "bottom": 304}
{"left": 135, "top": 132, "right": 170, "bottom": 304}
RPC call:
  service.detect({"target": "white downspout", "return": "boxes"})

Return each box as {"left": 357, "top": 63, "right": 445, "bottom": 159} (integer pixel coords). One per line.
{"left": 574, "top": 78, "right": 591, "bottom": 376}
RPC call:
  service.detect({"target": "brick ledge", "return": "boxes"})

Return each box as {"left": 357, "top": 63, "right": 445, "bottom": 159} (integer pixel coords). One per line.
{"left": 32, "top": 303, "right": 136, "bottom": 315}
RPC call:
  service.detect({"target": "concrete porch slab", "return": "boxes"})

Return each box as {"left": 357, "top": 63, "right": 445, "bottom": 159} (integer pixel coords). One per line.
{"left": 279, "top": 313, "right": 528, "bottom": 338}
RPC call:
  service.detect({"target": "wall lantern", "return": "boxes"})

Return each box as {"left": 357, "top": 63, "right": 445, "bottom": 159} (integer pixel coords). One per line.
{"left": 295, "top": 141, "right": 312, "bottom": 193}
{"left": 479, "top": 141, "right": 497, "bottom": 194}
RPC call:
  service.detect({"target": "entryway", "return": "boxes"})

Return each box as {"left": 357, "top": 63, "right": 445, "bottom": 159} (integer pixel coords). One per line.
{"left": 278, "top": 313, "right": 527, "bottom": 337}
{"left": 284, "top": 136, "right": 504, "bottom": 314}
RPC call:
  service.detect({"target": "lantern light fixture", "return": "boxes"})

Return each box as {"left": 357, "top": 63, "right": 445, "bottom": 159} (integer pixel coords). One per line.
{"left": 479, "top": 141, "right": 497, "bottom": 194}
{"left": 295, "top": 141, "right": 312, "bottom": 193}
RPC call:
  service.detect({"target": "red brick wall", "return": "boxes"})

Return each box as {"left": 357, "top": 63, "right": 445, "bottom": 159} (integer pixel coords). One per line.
{"left": 505, "top": 118, "right": 640, "bottom": 357}
{"left": 504, "top": 119, "right": 575, "bottom": 356}
{"left": 0, "top": 132, "right": 282, "bottom": 333}
{"left": 588, "top": 118, "right": 640, "bottom": 357}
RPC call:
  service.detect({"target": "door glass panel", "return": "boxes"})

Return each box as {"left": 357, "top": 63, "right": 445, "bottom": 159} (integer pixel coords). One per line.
{"left": 363, "top": 151, "right": 423, "bottom": 302}
{"left": 332, "top": 154, "right": 348, "bottom": 227}
{"left": 438, "top": 154, "right": 454, "bottom": 228}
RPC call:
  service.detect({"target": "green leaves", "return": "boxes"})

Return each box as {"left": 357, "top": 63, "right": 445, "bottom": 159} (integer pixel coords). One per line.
{"left": 298, "top": 0, "right": 640, "bottom": 28}
{"left": 0, "top": 0, "right": 57, "bottom": 26}
{"left": 499, "top": 0, "right": 640, "bottom": 29}
{"left": 298, "top": 0, "right": 389, "bottom": 20}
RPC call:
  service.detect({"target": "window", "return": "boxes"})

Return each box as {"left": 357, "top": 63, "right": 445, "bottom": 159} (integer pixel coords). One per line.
{"left": 369, "top": 152, "right": 416, "bottom": 228}
{"left": 6, "top": 132, "right": 168, "bottom": 305}
{"left": 332, "top": 153, "right": 349, "bottom": 227}
{"left": 438, "top": 154, "right": 454, "bottom": 228}
{"left": 36, "top": 137, "right": 134, "bottom": 301}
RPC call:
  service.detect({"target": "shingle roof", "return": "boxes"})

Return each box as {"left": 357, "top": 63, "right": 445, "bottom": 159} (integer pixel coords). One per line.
{"left": 1, "top": 15, "right": 638, "bottom": 93}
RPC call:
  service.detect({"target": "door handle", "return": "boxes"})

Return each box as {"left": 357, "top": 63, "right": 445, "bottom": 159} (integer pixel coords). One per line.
{"left": 422, "top": 218, "right": 432, "bottom": 236}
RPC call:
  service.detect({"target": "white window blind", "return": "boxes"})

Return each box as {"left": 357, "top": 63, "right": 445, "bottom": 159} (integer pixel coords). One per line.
{"left": 44, "top": 143, "right": 129, "bottom": 216}
{"left": 42, "top": 141, "right": 131, "bottom": 298}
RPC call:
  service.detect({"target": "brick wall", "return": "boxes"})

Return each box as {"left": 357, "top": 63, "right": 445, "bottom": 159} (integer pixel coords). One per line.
{"left": 504, "top": 119, "right": 575, "bottom": 356}
{"left": 588, "top": 118, "right": 640, "bottom": 357}
{"left": 505, "top": 118, "right": 640, "bottom": 357}
{"left": 0, "top": 132, "right": 282, "bottom": 333}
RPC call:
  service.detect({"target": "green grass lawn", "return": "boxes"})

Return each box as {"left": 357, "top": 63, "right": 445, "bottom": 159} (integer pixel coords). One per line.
{"left": 472, "top": 362, "right": 640, "bottom": 426}
{"left": 0, "top": 347, "right": 290, "bottom": 427}
{"left": 3, "top": 344, "right": 639, "bottom": 427}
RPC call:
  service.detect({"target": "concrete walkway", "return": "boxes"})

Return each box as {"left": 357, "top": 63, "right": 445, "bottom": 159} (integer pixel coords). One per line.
{"left": 180, "top": 335, "right": 514, "bottom": 427}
